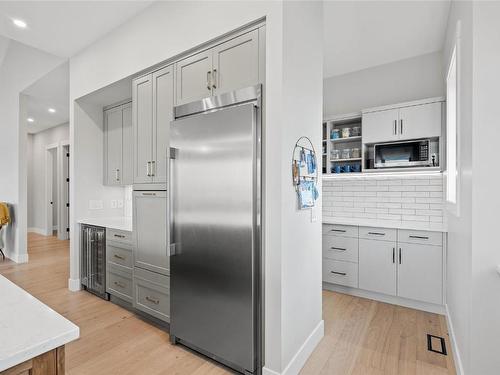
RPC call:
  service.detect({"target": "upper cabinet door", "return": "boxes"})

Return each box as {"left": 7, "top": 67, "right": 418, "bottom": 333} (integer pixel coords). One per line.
{"left": 152, "top": 66, "right": 174, "bottom": 183}
{"left": 104, "top": 106, "right": 123, "bottom": 186}
{"left": 398, "top": 102, "right": 442, "bottom": 141}
{"left": 133, "top": 74, "right": 153, "bottom": 184}
{"left": 121, "top": 103, "right": 133, "bottom": 185}
{"left": 212, "top": 29, "right": 260, "bottom": 96}
{"left": 362, "top": 108, "right": 400, "bottom": 144}
{"left": 175, "top": 50, "right": 212, "bottom": 105}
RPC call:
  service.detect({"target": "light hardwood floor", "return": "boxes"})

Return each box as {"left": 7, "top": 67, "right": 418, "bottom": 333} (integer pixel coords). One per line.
{"left": 0, "top": 233, "right": 455, "bottom": 375}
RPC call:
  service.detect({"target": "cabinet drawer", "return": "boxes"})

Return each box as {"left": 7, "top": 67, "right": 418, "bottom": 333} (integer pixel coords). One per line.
{"left": 322, "top": 236, "right": 358, "bottom": 263}
{"left": 359, "top": 226, "right": 397, "bottom": 242}
{"left": 133, "top": 267, "right": 170, "bottom": 322}
{"left": 107, "top": 242, "right": 133, "bottom": 269}
{"left": 107, "top": 228, "right": 133, "bottom": 245}
{"left": 398, "top": 229, "right": 443, "bottom": 246}
{"left": 323, "top": 224, "right": 358, "bottom": 238}
{"left": 107, "top": 264, "right": 133, "bottom": 303}
{"left": 322, "top": 259, "right": 358, "bottom": 288}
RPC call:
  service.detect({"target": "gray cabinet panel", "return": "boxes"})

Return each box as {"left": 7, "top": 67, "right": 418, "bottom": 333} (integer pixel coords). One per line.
{"left": 121, "top": 103, "right": 133, "bottom": 185}
{"left": 133, "top": 75, "right": 153, "bottom": 183}
{"left": 133, "top": 191, "right": 169, "bottom": 275}
{"left": 104, "top": 106, "right": 122, "bottom": 185}
{"left": 175, "top": 50, "right": 212, "bottom": 105}
{"left": 133, "top": 267, "right": 170, "bottom": 322}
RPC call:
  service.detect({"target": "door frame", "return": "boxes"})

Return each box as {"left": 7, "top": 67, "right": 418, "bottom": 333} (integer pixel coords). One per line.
{"left": 45, "top": 143, "right": 58, "bottom": 236}
{"left": 59, "top": 141, "right": 70, "bottom": 240}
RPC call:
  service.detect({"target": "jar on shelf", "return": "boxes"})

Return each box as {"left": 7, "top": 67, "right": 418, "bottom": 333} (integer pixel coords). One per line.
{"left": 351, "top": 147, "right": 361, "bottom": 158}
{"left": 341, "top": 148, "right": 351, "bottom": 159}
{"left": 331, "top": 129, "right": 340, "bottom": 139}
{"left": 341, "top": 127, "right": 350, "bottom": 138}
{"left": 351, "top": 126, "right": 361, "bottom": 137}
{"left": 330, "top": 149, "right": 340, "bottom": 160}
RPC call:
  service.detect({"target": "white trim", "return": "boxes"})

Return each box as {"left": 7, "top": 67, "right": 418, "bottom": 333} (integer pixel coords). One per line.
{"left": 27, "top": 227, "right": 46, "bottom": 235}
{"left": 262, "top": 320, "right": 324, "bottom": 375}
{"left": 362, "top": 96, "right": 445, "bottom": 114}
{"left": 445, "top": 304, "right": 464, "bottom": 375}
{"left": 68, "top": 278, "right": 81, "bottom": 291}
{"left": 323, "top": 283, "right": 445, "bottom": 315}
{"left": 4, "top": 250, "right": 29, "bottom": 263}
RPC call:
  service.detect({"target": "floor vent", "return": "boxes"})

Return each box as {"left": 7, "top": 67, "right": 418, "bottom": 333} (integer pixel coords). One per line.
{"left": 427, "top": 334, "right": 447, "bottom": 355}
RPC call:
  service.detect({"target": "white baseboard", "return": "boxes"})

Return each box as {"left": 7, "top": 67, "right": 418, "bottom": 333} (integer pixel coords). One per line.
{"left": 323, "top": 282, "right": 445, "bottom": 315}
{"left": 445, "top": 304, "right": 464, "bottom": 375}
{"left": 28, "top": 227, "right": 46, "bottom": 235}
{"left": 68, "top": 278, "right": 81, "bottom": 291}
{"left": 4, "top": 251, "right": 29, "bottom": 263}
{"left": 263, "top": 320, "right": 324, "bottom": 375}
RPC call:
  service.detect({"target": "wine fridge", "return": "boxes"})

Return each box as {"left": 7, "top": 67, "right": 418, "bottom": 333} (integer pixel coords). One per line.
{"left": 80, "top": 224, "right": 108, "bottom": 300}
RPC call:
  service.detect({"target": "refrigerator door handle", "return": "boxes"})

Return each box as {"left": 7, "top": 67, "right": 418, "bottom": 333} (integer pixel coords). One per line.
{"left": 169, "top": 147, "right": 178, "bottom": 251}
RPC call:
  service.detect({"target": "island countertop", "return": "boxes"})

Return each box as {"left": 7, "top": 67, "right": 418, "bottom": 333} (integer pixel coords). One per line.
{"left": 0, "top": 275, "right": 80, "bottom": 372}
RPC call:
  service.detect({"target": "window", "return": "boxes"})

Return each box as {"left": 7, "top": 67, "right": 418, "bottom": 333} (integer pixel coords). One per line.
{"left": 446, "top": 43, "right": 459, "bottom": 212}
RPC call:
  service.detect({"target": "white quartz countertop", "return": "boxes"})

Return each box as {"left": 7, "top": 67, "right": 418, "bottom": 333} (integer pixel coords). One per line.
{"left": 77, "top": 216, "right": 133, "bottom": 232}
{"left": 0, "top": 275, "right": 79, "bottom": 372}
{"left": 322, "top": 217, "right": 447, "bottom": 232}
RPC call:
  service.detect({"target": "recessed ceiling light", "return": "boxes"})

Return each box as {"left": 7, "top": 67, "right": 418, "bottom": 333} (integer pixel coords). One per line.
{"left": 48, "top": 108, "right": 56, "bottom": 113}
{"left": 27, "top": 118, "right": 34, "bottom": 123}
{"left": 12, "top": 19, "right": 27, "bottom": 29}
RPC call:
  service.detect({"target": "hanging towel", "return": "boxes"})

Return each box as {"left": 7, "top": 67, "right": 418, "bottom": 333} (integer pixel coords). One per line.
{"left": 0, "top": 202, "right": 10, "bottom": 226}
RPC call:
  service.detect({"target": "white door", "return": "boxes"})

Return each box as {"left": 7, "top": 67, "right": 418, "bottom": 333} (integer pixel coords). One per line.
{"left": 104, "top": 106, "right": 123, "bottom": 185}
{"left": 152, "top": 66, "right": 174, "bottom": 183}
{"left": 134, "top": 191, "right": 169, "bottom": 275}
{"left": 121, "top": 103, "right": 133, "bottom": 185}
{"left": 212, "top": 29, "right": 260, "bottom": 96}
{"left": 175, "top": 50, "right": 213, "bottom": 105}
{"left": 398, "top": 102, "right": 442, "bottom": 141}
{"left": 397, "top": 243, "right": 443, "bottom": 304}
{"left": 133, "top": 75, "right": 153, "bottom": 184}
{"left": 362, "top": 108, "right": 400, "bottom": 144}
{"left": 359, "top": 239, "right": 397, "bottom": 296}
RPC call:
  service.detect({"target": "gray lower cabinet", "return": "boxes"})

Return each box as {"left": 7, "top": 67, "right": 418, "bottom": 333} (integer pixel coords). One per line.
{"left": 133, "top": 267, "right": 170, "bottom": 322}
{"left": 107, "top": 263, "right": 133, "bottom": 303}
{"left": 106, "top": 230, "right": 134, "bottom": 303}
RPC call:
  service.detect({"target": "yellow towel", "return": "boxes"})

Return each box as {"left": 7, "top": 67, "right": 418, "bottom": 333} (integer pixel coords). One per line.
{"left": 0, "top": 202, "right": 10, "bottom": 226}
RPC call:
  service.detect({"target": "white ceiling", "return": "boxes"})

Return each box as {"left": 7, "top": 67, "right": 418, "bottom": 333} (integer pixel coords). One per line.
{"left": 23, "top": 62, "right": 69, "bottom": 134}
{"left": 323, "top": 1, "right": 451, "bottom": 78}
{"left": 0, "top": 1, "right": 153, "bottom": 57}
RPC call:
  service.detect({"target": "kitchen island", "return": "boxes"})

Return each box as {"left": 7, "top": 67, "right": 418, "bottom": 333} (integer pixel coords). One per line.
{"left": 0, "top": 275, "right": 79, "bottom": 374}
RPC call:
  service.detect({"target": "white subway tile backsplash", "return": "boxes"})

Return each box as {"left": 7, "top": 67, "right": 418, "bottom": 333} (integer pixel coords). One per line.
{"left": 322, "top": 174, "right": 444, "bottom": 226}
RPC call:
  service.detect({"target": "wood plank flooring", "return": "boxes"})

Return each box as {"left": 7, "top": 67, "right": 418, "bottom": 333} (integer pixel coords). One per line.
{"left": 0, "top": 233, "right": 456, "bottom": 374}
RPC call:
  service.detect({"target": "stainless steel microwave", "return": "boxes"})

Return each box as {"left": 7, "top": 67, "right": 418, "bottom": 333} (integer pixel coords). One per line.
{"left": 374, "top": 139, "right": 438, "bottom": 169}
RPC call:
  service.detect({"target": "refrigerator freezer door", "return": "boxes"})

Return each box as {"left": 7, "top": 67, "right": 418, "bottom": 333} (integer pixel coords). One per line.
{"left": 170, "top": 102, "right": 258, "bottom": 373}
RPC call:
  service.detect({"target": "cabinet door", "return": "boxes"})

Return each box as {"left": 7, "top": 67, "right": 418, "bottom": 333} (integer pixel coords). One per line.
{"left": 359, "top": 239, "right": 397, "bottom": 296}
{"left": 152, "top": 66, "right": 174, "bottom": 183}
{"left": 397, "top": 243, "right": 442, "bottom": 304}
{"left": 134, "top": 191, "right": 169, "bottom": 275}
{"left": 104, "top": 106, "right": 123, "bottom": 185}
{"left": 121, "top": 103, "right": 133, "bottom": 185}
{"left": 175, "top": 50, "right": 212, "bottom": 105}
{"left": 133, "top": 75, "right": 153, "bottom": 183}
{"left": 398, "top": 102, "right": 442, "bottom": 141}
{"left": 362, "top": 109, "right": 399, "bottom": 144}
{"left": 212, "top": 29, "right": 260, "bottom": 96}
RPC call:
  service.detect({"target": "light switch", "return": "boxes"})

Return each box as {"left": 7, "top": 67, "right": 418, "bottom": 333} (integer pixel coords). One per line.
{"left": 310, "top": 206, "right": 318, "bottom": 223}
{"left": 117, "top": 200, "right": 124, "bottom": 208}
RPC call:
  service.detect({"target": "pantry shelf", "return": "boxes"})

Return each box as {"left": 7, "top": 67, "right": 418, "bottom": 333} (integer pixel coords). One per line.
{"left": 330, "top": 158, "right": 362, "bottom": 163}
{"left": 329, "top": 136, "right": 362, "bottom": 143}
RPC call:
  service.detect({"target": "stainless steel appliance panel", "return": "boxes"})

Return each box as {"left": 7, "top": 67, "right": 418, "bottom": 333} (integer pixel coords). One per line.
{"left": 170, "top": 101, "right": 258, "bottom": 373}
{"left": 80, "top": 224, "right": 108, "bottom": 299}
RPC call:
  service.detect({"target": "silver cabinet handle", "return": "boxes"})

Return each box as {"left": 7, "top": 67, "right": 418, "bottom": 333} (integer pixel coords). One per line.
{"left": 212, "top": 69, "right": 217, "bottom": 89}
{"left": 151, "top": 160, "right": 156, "bottom": 177}
{"left": 146, "top": 162, "right": 151, "bottom": 177}
{"left": 394, "top": 120, "right": 397, "bottom": 135}
{"left": 145, "top": 296, "right": 160, "bottom": 305}
{"left": 409, "top": 235, "right": 429, "bottom": 240}
{"left": 113, "top": 234, "right": 125, "bottom": 238}
{"left": 331, "top": 271, "right": 347, "bottom": 276}
{"left": 207, "top": 71, "right": 211, "bottom": 90}
{"left": 330, "top": 247, "right": 346, "bottom": 251}
{"left": 400, "top": 119, "right": 403, "bottom": 134}
{"left": 330, "top": 229, "right": 346, "bottom": 233}
{"left": 114, "top": 281, "right": 125, "bottom": 288}
{"left": 115, "top": 169, "right": 120, "bottom": 182}
{"left": 368, "top": 232, "right": 385, "bottom": 236}
{"left": 392, "top": 247, "right": 395, "bottom": 263}
{"left": 399, "top": 248, "right": 402, "bottom": 264}
{"left": 113, "top": 254, "right": 125, "bottom": 260}
{"left": 142, "top": 192, "right": 156, "bottom": 196}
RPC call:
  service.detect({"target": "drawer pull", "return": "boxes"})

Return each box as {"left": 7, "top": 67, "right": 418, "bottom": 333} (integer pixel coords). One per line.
{"left": 330, "top": 229, "right": 346, "bottom": 233}
{"left": 113, "top": 254, "right": 125, "bottom": 260}
{"left": 368, "top": 232, "right": 385, "bottom": 236}
{"left": 114, "top": 234, "right": 126, "bottom": 238}
{"left": 114, "top": 281, "right": 125, "bottom": 288}
{"left": 331, "top": 271, "right": 347, "bottom": 276}
{"left": 409, "top": 235, "right": 429, "bottom": 240}
{"left": 330, "top": 247, "right": 347, "bottom": 251}
{"left": 145, "top": 296, "right": 160, "bottom": 305}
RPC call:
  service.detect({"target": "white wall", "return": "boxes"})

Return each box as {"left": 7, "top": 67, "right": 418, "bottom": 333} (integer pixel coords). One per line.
{"left": 27, "top": 123, "right": 69, "bottom": 232}
{"left": 0, "top": 40, "right": 64, "bottom": 262}
{"left": 323, "top": 51, "right": 444, "bottom": 116}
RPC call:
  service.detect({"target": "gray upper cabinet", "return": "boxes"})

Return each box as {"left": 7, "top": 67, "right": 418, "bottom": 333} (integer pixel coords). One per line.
{"left": 104, "top": 102, "right": 132, "bottom": 186}
{"left": 175, "top": 50, "right": 212, "bottom": 105}
{"left": 212, "top": 29, "right": 259, "bottom": 96}
{"left": 133, "top": 75, "right": 154, "bottom": 184}
{"left": 133, "top": 190, "right": 169, "bottom": 275}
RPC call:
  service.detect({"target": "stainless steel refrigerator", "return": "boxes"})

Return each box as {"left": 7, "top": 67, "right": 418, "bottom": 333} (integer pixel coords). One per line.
{"left": 169, "top": 85, "right": 262, "bottom": 375}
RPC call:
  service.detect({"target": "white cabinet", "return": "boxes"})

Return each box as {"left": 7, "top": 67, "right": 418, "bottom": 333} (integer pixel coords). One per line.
{"left": 397, "top": 243, "right": 443, "bottom": 304}
{"left": 104, "top": 101, "right": 132, "bottom": 186}
{"left": 362, "top": 99, "right": 443, "bottom": 144}
{"left": 133, "top": 191, "right": 169, "bottom": 276}
{"left": 358, "top": 238, "right": 397, "bottom": 296}
{"left": 175, "top": 28, "right": 260, "bottom": 105}
{"left": 132, "top": 65, "right": 174, "bottom": 184}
